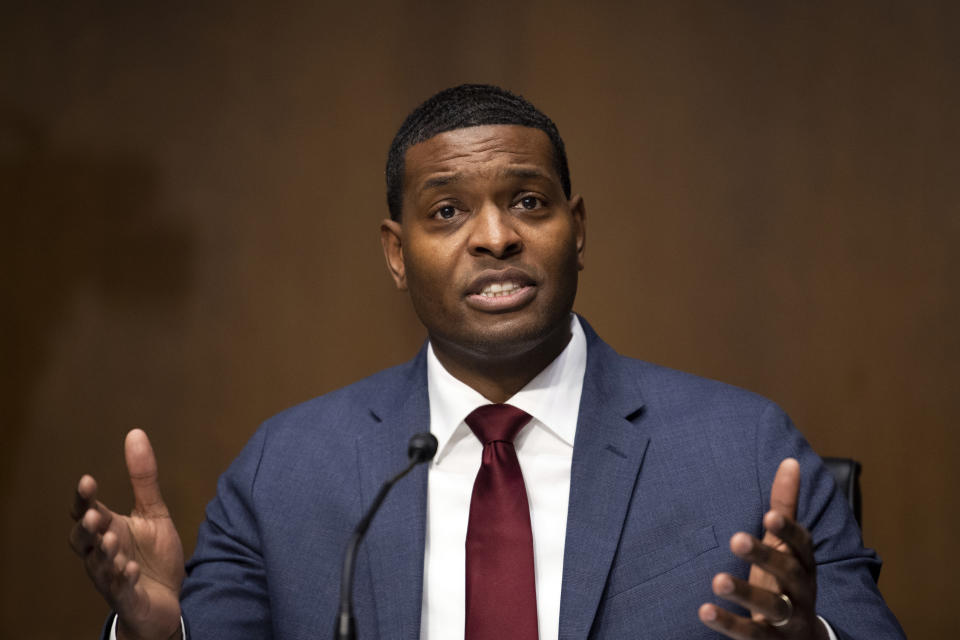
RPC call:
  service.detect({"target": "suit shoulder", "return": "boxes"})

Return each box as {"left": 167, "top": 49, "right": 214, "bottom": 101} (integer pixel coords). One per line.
{"left": 612, "top": 356, "right": 803, "bottom": 478}
{"left": 258, "top": 352, "right": 424, "bottom": 437}
{"left": 635, "top": 358, "right": 771, "bottom": 404}
{"left": 619, "top": 355, "right": 787, "bottom": 428}
{"left": 580, "top": 317, "right": 781, "bottom": 421}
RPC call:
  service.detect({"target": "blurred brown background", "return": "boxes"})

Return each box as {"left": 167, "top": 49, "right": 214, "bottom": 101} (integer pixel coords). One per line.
{"left": 2, "top": 1, "right": 957, "bottom": 637}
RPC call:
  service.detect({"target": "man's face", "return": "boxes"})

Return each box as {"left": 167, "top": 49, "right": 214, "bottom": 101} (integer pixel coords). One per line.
{"left": 381, "top": 124, "right": 585, "bottom": 361}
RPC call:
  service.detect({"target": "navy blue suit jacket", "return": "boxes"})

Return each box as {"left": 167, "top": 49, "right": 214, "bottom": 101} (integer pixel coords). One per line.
{"left": 121, "top": 320, "right": 903, "bottom": 639}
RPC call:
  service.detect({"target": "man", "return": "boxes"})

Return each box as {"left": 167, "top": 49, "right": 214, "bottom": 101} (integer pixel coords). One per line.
{"left": 70, "top": 85, "right": 904, "bottom": 639}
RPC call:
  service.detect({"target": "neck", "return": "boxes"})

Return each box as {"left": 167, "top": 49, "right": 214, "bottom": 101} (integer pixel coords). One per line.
{"left": 430, "top": 321, "right": 573, "bottom": 403}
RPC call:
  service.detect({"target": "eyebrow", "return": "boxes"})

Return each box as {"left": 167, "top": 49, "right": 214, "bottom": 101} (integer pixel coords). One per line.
{"left": 419, "top": 166, "right": 551, "bottom": 192}
{"left": 501, "top": 167, "right": 551, "bottom": 181}
{"left": 422, "top": 174, "right": 458, "bottom": 190}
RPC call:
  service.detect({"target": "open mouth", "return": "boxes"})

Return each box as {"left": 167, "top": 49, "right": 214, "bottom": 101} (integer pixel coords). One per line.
{"left": 465, "top": 269, "right": 537, "bottom": 312}
{"left": 477, "top": 280, "right": 526, "bottom": 298}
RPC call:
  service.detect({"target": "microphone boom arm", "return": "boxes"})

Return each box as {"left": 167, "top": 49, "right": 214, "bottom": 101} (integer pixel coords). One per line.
{"left": 335, "top": 433, "right": 437, "bottom": 640}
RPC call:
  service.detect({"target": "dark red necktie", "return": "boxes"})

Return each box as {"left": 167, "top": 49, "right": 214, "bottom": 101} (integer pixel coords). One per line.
{"left": 464, "top": 404, "right": 539, "bottom": 640}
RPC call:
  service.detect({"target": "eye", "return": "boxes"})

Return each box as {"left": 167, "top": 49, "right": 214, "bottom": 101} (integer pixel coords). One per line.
{"left": 513, "top": 195, "right": 545, "bottom": 211}
{"left": 433, "top": 205, "right": 458, "bottom": 220}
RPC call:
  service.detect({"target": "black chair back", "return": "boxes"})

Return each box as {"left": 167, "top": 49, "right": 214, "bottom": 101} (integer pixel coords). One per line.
{"left": 822, "top": 457, "right": 862, "bottom": 529}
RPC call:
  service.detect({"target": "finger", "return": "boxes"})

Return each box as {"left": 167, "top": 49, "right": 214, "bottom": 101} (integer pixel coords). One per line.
{"left": 69, "top": 519, "right": 98, "bottom": 556}
{"left": 713, "top": 572, "right": 792, "bottom": 622}
{"left": 81, "top": 531, "right": 123, "bottom": 594}
{"left": 125, "top": 428, "right": 168, "bottom": 517}
{"left": 85, "top": 543, "right": 117, "bottom": 590}
{"left": 113, "top": 550, "right": 129, "bottom": 576}
{"left": 71, "top": 475, "right": 98, "bottom": 520}
{"left": 101, "top": 530, "right": 120, "bottom": 562}
{"left": 84, "top": 502, "right": 115, "bottom": 534}
{"left": 763, "top": 510, "right": 815, "bottom": 573}
{"left": 70, "top": 507, "right": 107, "bottom": 555}
{"left": 111, "top": 559, "right": 143, "bottom": 615}
{"left": 699, "top": 603, "right": 767, "bottom": 640}
{"left": 731, "top": 532, "right": 808, "bottom": 590}
{"left": 122, "top": 558, "right": 141, "bottom": 586}
{"left": 769, "top": 458, "right": 800, "bottom": 520}
{"left": 93, "top": 552, "right": 138, "bottom": 613}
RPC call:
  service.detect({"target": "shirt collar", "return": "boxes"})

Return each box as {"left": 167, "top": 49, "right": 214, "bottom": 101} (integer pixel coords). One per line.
{"left": 427, "top": 315, "right": 587, "bottom": 463}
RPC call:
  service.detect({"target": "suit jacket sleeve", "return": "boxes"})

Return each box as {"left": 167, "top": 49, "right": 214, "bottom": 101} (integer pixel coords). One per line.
{"left": 179, "top": 425, "right": 272, "bottom": 637}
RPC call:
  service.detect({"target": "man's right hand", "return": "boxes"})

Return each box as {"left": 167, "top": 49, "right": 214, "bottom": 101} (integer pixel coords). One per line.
{"left": 69, "top": 429, "right": 185, "bottom": 640}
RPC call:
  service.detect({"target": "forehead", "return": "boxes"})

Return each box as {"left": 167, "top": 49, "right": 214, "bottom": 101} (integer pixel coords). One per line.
{"left": 403, "top": 125, "right": 557, "bottom": 191}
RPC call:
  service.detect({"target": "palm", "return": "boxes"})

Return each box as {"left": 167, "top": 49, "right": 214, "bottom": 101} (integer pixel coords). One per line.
{"left": 107, "top": 508, "right": 184, "bottom": 630}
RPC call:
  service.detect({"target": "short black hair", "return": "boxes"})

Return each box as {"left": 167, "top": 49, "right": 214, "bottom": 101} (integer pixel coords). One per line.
{"left": 385, "top": 84, "right": 571, "bottom": 221}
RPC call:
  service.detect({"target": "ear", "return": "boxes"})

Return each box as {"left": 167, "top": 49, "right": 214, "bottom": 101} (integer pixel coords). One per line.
{"left": 380, "top": 218, "right": 408, "bottom": 290}
{"left": 569, "top": 194, "right": 586, "bottom": 271}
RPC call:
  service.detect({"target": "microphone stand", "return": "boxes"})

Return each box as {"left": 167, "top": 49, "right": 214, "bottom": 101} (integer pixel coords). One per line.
{"left": 335, "top": 433, "right": 438, "bottom": 640}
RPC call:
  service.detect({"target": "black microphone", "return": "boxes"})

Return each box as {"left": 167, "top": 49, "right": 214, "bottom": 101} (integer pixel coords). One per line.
{"left": 335, "top": 432, "right": 438, "bottom": 640}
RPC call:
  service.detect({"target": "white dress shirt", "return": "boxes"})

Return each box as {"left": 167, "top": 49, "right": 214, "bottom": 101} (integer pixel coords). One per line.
{"left": 421, "top": 315, "right": 587, "bottom": 640}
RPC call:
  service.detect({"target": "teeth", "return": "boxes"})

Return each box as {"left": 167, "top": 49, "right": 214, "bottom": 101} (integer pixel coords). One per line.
{"left": 480, "top": 281, "right": 522, "bottom": 297}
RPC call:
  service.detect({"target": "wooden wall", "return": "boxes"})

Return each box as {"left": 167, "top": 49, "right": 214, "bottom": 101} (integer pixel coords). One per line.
{"left": 2, "top": 2, "right": 956, "bottom": 637}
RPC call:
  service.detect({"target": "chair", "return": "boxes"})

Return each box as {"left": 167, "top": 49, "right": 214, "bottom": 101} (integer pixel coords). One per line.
{"left": 821, "top": 457, "right": 862, "bottom": 529}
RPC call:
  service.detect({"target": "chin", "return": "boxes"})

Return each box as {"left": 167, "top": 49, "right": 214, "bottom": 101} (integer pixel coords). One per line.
{"left": 459, "top": 313, "right": 567, "bottom": 357}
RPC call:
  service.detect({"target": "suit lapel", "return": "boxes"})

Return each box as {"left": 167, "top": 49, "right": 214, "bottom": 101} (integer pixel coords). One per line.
{"left": 559, "top": 324, "right": 649, "bottom": 639}
{"left": 356, "top": 348, "right": 430, "bottom": 640}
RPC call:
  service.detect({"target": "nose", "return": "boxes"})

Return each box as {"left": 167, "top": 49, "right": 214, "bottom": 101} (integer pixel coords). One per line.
{"left": 468, "top": 202, "right": 522, "bottom": 259}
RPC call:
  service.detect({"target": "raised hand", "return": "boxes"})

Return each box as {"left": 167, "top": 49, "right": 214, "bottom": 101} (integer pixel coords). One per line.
{"left": 69, "top": 429, "right": 185, "bottom": 640}
{"left": 698, "top": 458, "right": 829, "bottom": 640}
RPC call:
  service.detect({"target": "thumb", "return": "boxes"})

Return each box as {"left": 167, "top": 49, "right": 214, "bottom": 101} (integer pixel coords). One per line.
{"left": 769, "top": 457, "right": 800, "bottom": 520}
{"left": 125, "top": 428, "right": 168, "bottom": 517}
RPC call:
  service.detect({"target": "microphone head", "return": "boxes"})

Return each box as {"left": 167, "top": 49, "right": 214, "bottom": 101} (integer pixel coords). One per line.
{"left": 407, "top": 432, "right": 438, "bottom": 464}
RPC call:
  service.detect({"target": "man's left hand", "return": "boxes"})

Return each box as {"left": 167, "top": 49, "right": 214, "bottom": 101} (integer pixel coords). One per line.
{"left": 698, "top": 458, "right": 829, "bottom": 640}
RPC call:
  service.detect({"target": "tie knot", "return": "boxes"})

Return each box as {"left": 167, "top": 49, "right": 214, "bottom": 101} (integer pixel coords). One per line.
{"left": 465, "top": 404, "right": 532, "bottom": 445}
